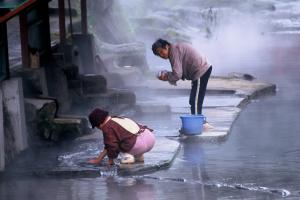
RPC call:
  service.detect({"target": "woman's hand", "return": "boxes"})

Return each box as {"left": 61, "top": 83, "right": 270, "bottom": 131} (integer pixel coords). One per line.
{"left": 157, "top": 70, "right": 168, "bottom": 81}
{"left": 108, "top": 158, "right": 114, "bottom": 165}
{"left": 88, "top": 158, "right": 101, "bottom": 164}
{"left": 88, "top": 149, "right": 107, "bottom": 165}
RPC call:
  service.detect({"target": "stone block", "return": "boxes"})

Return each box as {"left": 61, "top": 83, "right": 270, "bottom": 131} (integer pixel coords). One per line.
{"left": 1, "top": 78, "right": 28, "bottom": 153}
{"left": 72, "top": 34, "right": 97, "bottom": 74}
{"left": 62, "top": 65, "right": 80, "bottom": 81}
{"left": 67, "top": 80, "right": 81, "bottom": 90}
{"left": 44, "top": 63, "right": 71, "bottom": 113}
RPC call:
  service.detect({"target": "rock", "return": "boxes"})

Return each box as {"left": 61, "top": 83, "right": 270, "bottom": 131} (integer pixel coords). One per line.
{"left": 228, "top": 72, "right": 256, "bottom": 81}
{"left": 24, "top": 98, "right": 57, "bottom": 143}
{"left": 51, "top": 116, "right": 92, "bottom": 141}
{"left": 94, "top": 39, "right": 149, "bottom": 73}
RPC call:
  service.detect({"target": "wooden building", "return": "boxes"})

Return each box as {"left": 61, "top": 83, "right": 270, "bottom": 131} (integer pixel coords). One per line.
{"left": 0, "top": 0, "right": 88, "bottom": 81}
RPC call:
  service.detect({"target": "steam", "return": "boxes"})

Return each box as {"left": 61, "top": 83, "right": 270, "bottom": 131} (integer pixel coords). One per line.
{"left": 191, "top": 9, "right": 271, "bottom": 75}
{"left": 119, "top": 0, "right": 299, "bottom": 79}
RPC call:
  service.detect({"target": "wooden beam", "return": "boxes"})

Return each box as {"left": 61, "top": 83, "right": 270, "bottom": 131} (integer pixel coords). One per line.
{"left": 19, "top": 13, "right": 30, "bottom": 68}
{"left": 0, "top": 0, "right": 37, "bottom": 24}
{"left": 58, "top": 0, "right": 66, "bottom": 44}
{"left": 0, "top": 22, "right": 10, "bottom": 80}
{"left": 41, "top": 2, "right": 51, "bottom": 53}
{"left": 67, "top": 0, "right": 73, "bottom": 38}
{"left": 81, "top": 0, "right": 87, "bottom": 35}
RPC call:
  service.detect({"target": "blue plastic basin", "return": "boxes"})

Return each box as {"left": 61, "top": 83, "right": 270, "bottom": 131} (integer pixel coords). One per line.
{"left": 180, "top": 114, "right": 205, "bottom": 135}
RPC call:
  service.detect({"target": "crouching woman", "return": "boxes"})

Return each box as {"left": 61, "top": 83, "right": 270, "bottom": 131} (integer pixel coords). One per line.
{"left": 88, "top": 108, "right": 155, "bottom": 165}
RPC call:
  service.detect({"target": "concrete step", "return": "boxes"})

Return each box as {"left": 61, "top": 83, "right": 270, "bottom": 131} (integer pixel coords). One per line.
{"left": 71, "top": 88, "right": 136, "bottom": 111}
{"left": 81, "top": 74, "right": 107, "bottom": 94}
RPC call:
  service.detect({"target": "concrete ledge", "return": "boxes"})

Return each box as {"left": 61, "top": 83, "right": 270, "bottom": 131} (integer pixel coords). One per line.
{"left": 2, "top": 78, "right": 28, "bottom": 152}
{"left": 118, "top": 137, "right": 180, "bottom": 176}
{"left": 0, "top": 74, "right": 276, "bottom": 177}
{"left": 0, "top": 137, "right": 180, "bottom": 178}
{"left": 81, "top": 74, "right": 107, "bottom": 94}
{"left": 51, "top": 137, "right": 180, "bottom": 177}
{"left": 72, "top": 89, "right": 136, "bottom": 111}
{"left": 135, "top": 104, "right": 171, "bottom": 115}
{"left": 130, "top": 75, "right": 276, "bottom": 99}
{"left": 131, "top": 75, "right": 276, "bottom": 144}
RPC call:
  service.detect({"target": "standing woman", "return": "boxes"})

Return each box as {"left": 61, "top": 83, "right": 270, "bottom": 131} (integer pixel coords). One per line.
{"left": 152, "top": 38, "right": 213, "bottom": 127}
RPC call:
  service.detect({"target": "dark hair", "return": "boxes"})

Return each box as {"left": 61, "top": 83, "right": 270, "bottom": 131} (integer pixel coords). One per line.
{"left": 152, "top": 38, "right": 171, "bottom": 55}
{"left": 88, "top": 108, "right": 109, "bottom": 128}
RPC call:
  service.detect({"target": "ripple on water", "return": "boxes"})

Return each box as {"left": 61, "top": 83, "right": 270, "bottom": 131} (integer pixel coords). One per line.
{"left": 209, "top": 182, "right": 291, "bottom": 197}
{"left": 136, "top": 175, "right": 292, "bottom": 198}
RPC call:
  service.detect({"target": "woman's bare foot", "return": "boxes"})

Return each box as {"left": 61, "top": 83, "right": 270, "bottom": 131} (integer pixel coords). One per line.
{"left": 203, "top": 122, "right": 214, "bottom": 130}
{"left": 135, "top": 154, "right": 144, "bottom": 162}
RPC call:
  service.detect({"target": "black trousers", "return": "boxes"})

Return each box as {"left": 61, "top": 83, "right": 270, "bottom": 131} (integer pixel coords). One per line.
{"left": 189, "top": 66, "right": 212, "bottom": 115}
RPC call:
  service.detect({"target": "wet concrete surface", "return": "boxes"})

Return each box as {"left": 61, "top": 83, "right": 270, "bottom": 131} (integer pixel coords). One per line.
{"left": 2, "top": 35, "right": 300, "bottom": 198}
{"left": 4, "top": 39, "right": 300, "bottom": 199}
{"left": 0, "top": 71, "right": 281, "bottom": 200}
{"left": 1, "top": 69, "right": 275, "bottom": 178}
{"left": 132, "top": 76, "right": 275, "bottom": 143}
{"left": 2, "top": 4, "right": 300, "bottom": 199}
{"left": 1, "top": 135, "right": 180, "bottom": 178}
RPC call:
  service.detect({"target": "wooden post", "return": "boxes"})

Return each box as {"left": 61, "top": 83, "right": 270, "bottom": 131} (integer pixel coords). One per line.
{"left": 19, "top": 13, "right": 30, "bottom": 68}
{"left": 0, "top": 21, "right": 9, "bottom": 80}
{"left": 41, "top": 1, "right": 51, "bottom": 53}
{"left": 58, "top": 0, "right": 66, "bottom": 44}
{"left": 81, "top": 0, "right": 87, "bottom": 35}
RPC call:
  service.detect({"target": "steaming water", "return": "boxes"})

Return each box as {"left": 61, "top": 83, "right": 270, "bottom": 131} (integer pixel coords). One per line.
{"left": 2, "top": 0, "right": 300, "bottom": 199}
